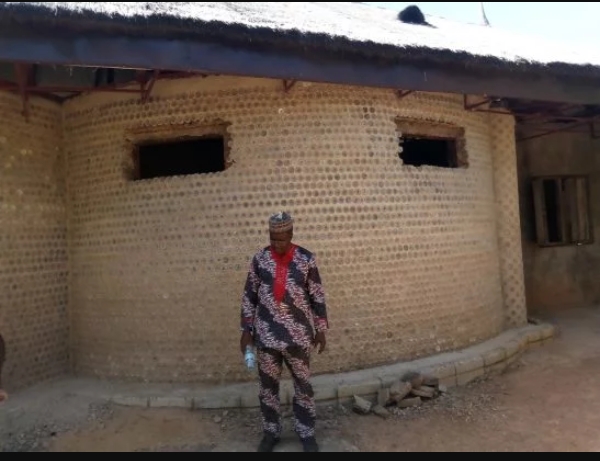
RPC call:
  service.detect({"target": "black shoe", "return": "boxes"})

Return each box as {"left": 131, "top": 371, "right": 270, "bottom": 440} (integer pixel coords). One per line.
{"left": 257, "top": 434, "right": 280, "bottom": 452}
{"left": 301, "top": 437, "right": 320, "bottom": 453}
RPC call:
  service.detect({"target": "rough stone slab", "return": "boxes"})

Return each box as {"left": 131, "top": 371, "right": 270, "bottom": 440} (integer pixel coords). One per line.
{"left": 401, "top": 371, "right": 424, "bottom": 389}
{"left": 389, "top": 381, "right": 412, "bottom": 402}
{"left": 397, "top": 397, "right": 422, "bottom": 409}
{"left": 372, "top": 404, "right": 392, "bottom": 419}
{"left": 456, "top": 368, "right": 484, "bottom": 386}
{"left": 410, "top": 385, "right": 436, "bottom": 399}
{"left": 311, "top": 374, "right": 341, "bottom": 402}
{"left": 313, "top": 385, "right": 338, "bottom": 402}
{"left": 525, "top": 328, "right": 543, "bottom": 343}
{"left": 195, "top": 393, "right": 242, "bottom": 409}
{"left": 439, "top": 375, "right": 457, "bottom": 388}
{"left": 337, "top": 379, "right": 381, "bottom": 399}
{"left": 482, "top": 347, "right": 506, "bottom": 366}
{"left": 540, "top": 324, "right": 556, "bottom": 340}
{"left": 421, "top": 362, "right": 456, "bottom": 380}
{"left": 486, "top": 361, "right": 507, "bottom": 375}
{"left": 148, "top": 396, "right": 192, "bottom": 409}
{"left": 240, "top": 390, "right": 260, "bottom": 408}
{"left": 422, "top": 375, "right": 439, "bottom": 389}
{"left": 111, "top": 395, "right": 149, "bottom": 408}
{"left": 353, "top": 395, "right": 372, "bottom": 415}
{"left": 506, "top": 350, "right": 523, "bottom": 366}
{"left": 504, "top": 340, "right": 521, "bottom": 359}
{"left": 455, "top": 355, "right": 484, "bottom": 375}
{"left": 517, "top": 335, "right": 529, "bottom": 351}
{"left": 377, "top": 388, "right": 391, "bottom": 407}
{"left": 376, "top": 367, "right": 411, "bottom": 388}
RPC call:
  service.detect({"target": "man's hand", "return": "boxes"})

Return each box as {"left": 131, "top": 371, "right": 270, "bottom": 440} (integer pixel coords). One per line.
{"left": 313, "top": 331, "right": 327, "bottom": 354}
{"left": 0, "top": 389, "right": 7, "bottom": 403}
{"left": 240, "top": 331, "right": 254, "bottom": 355}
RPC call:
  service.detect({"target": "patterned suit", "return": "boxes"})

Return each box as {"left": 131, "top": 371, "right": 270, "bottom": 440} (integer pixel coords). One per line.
{"left": 241, "top": 244, "right": 329, "bottom": 440}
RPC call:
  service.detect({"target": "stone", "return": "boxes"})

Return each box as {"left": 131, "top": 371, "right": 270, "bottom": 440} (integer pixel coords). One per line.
{"left": 352, "top": 395, "right": 372, "bottom": 415}
{"left": 401, "top": 371, "right": 424, "bottom": 389}
{"left": 439, "top": 375, "right": 457, "bottom": 388}
{"left": 540, "top": 324, "right": 556, "bottom": 340}
{"left": 377, "top": 388, "right": 391, "bottom": 407}
{"left": 397, "top": 397, "right": 422, "bottom": 409}
{"left": 111, "top": 396, "right": 149, "bottom": 408}
{"left": 148, "top": 397, "right": 192, "bottom": 409}
{"left": 410, "top": 385, "right": 436, "bottom": 399}
{"left": 372, "top": 405, "right": 392, "bottom": 420}
{"left": 389, "top": 381, "right": 412, "bottom": 402}
{"left": 213, "top": 416, "right": 223, "bottom": 424}
{"left": 454, "top": 356, "right": 485, "bottom": 375}
{"left": 457, "top": 368, "right": 485, "bottom": 386}
{"left": 337, "top": 379, "right": 382, "bottom": 399}
{"left": 483, "top": 348, "right": 506, "bottom": 367}
{"left": 438, "top": 385, "right": 448, "bottom": 394}
{"left": 422, "top": 375, "right": 440, "bottom": 389}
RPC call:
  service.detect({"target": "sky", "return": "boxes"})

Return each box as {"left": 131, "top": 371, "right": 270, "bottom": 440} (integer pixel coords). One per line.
{"left": 364, "top": 2, "right": 596, "bottom": 50}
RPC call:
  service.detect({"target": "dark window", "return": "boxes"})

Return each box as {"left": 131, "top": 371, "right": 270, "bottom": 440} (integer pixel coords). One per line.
{"left": 532, "top": 175, "right": 593, "bottom": 247}
{"left": 399, "top": 135, "right": 459, "bottom": 168}
{"left": 133, "top": 137, "right": 225, "bottom": 180}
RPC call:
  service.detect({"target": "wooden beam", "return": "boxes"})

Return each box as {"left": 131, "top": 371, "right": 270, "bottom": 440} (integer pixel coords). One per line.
{"left": 0, "top": 32, "right": 599, "bottom": 105}
{"left": 463, "top": 94, "right": 492, "bottom": 111}
{"left": 396, "top": 90, "right": 413, "bottom": 99}
{"left": 282, "top": 79, "right": 297, "bottom": 93}
{"left": 141, "top": 69, "right": 160, "bottom": 103}
{"left": 0, "top": 81, "right": 143, "bottom": 94}
{"left": 13, "top": 63, "right": 31, "bottom": 120}
{"left": 517, "top": 117, "right": 600, "bottom": 143}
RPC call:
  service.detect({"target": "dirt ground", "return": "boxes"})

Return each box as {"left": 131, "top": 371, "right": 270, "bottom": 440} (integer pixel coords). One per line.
{"left": 2, "top": 307, "right": 600, "bottom": 452}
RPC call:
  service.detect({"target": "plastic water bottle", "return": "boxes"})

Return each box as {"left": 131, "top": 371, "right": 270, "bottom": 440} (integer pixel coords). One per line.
{"left": 244, "top": 345, "right": 256, "bottom": 371}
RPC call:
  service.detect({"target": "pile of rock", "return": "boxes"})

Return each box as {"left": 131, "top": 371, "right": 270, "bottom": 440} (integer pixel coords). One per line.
{"left": 353, "top": 371, "right": 446, "bottom": 419}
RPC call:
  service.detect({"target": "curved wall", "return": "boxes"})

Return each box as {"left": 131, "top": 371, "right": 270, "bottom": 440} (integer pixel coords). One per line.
{"left": 63, "top": 76, "right": 508, "bottom": 383}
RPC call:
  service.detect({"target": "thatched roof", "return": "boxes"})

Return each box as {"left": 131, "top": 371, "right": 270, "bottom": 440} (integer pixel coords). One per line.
{"left": 1, "top": 2, "right": 600, "bottom": 78}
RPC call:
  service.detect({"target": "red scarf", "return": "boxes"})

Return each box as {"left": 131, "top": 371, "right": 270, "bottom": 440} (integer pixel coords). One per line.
{"left": 271, "top": 245, "right": 296, "bottom": 304}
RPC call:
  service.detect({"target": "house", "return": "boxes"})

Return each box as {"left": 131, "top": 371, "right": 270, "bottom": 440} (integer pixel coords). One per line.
{"left": 0, "top": 2, "right": 598, "bottom": 391}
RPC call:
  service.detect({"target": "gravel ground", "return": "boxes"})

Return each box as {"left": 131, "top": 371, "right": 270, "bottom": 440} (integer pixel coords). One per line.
{"left": 3, "top": 308, "right": 600, "bottom": 452}
{"left": 1, "top": 401, "right": 114, "bottom": 452}
{"left": 0, "top": 375, "right": 503, "bottom": 453}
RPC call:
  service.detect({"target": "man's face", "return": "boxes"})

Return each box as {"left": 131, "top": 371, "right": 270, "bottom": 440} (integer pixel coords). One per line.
{"left": 270, "top": 230, "right": 293, "bottom": 255}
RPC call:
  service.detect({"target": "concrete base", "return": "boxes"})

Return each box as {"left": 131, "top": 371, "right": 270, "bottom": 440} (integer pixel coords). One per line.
{"left": 94, "top": 322, "right": 554, "bottom": 410}
{"left": 2, "top": 323, "right": 553, "bottom": 414}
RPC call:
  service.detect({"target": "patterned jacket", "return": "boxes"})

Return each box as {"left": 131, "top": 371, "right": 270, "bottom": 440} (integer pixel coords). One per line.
{"left": 240, "top": 245, "right": 329, "bottom": 351}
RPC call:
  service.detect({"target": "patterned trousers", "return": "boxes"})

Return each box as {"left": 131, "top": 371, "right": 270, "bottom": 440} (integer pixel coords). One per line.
{"left": 257, "top": 346, "right": 316, "bottom": 440}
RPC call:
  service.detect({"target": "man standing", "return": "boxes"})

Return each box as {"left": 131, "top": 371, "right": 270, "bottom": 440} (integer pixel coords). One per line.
{"left": 240, "top": 212, "right": 329, "bottom": 453}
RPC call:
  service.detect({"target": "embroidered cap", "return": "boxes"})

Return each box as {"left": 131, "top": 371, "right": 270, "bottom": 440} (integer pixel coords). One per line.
{"left": 269, "top": 211, "right": 294, "bottom": 233}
